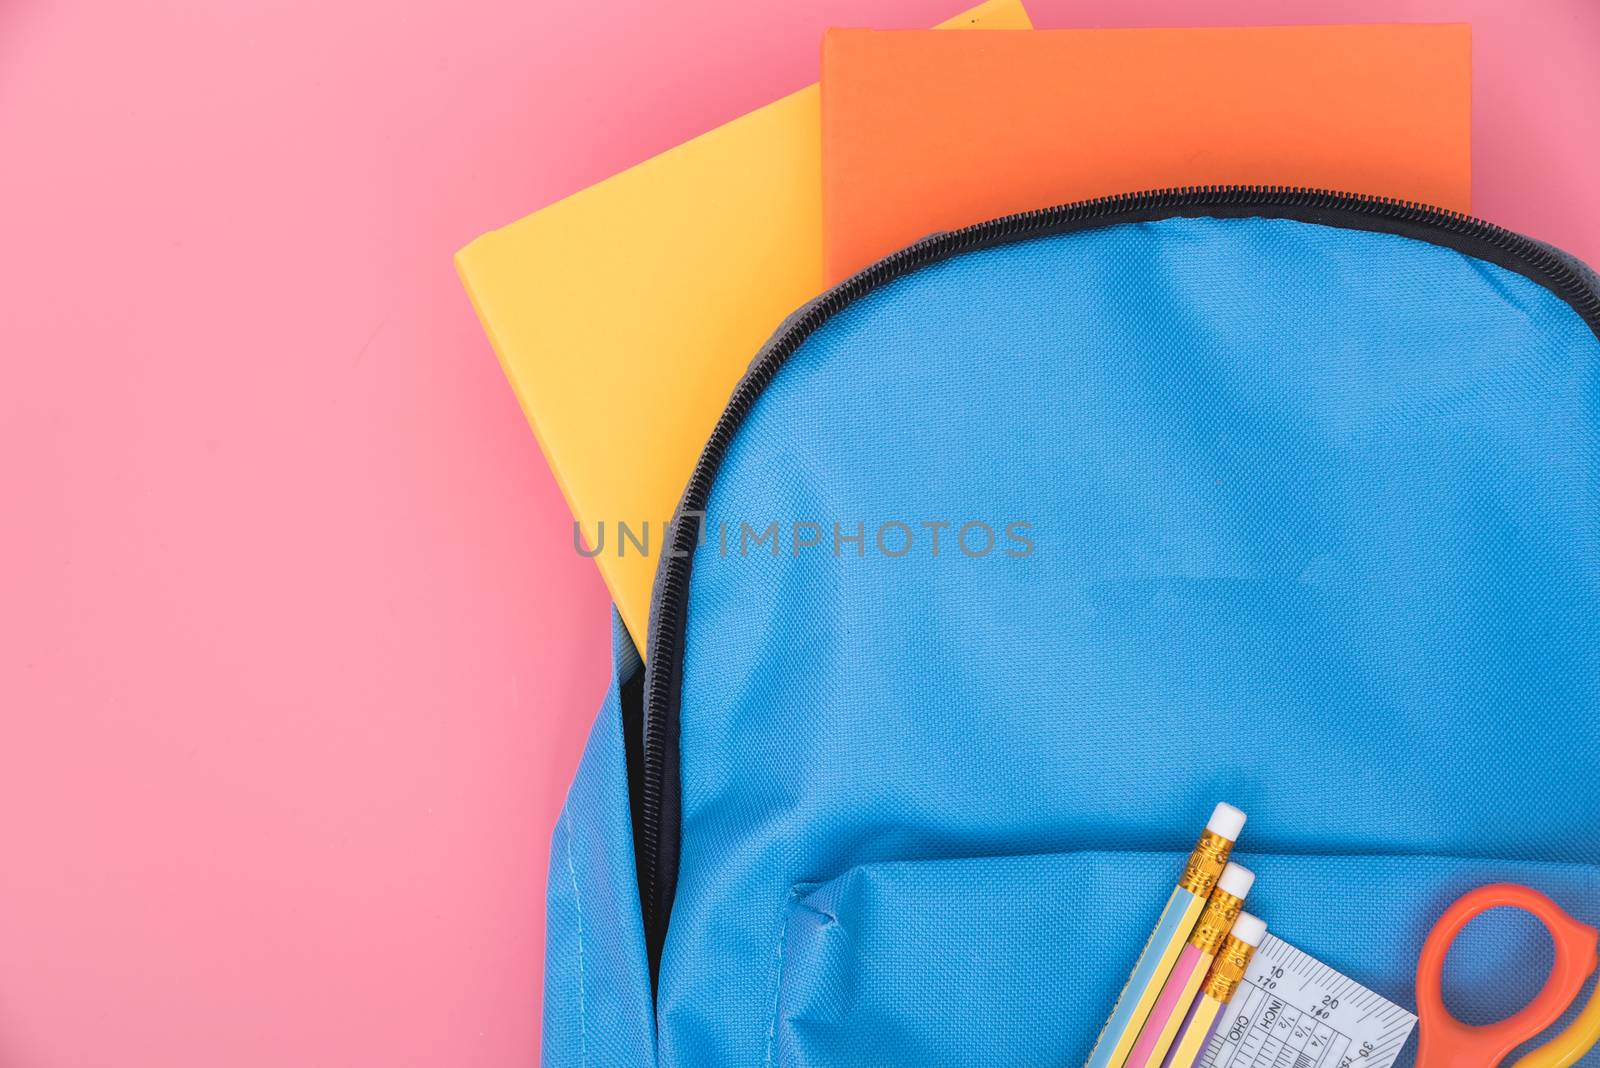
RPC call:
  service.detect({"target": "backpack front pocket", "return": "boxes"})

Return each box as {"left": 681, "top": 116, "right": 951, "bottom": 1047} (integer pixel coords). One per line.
{"left": 769, "top": 851, "right": 1600, "bottom": 1068}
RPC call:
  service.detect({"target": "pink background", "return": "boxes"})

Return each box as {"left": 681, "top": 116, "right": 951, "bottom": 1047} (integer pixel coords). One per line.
{"left": 1, "top": 1, "right": 1595, "bottom": 1064}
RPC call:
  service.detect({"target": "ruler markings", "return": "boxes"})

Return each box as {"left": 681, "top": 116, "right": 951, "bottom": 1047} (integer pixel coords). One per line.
{"left": 1202, "top": 935, "right": 1416, "bottom": 1068}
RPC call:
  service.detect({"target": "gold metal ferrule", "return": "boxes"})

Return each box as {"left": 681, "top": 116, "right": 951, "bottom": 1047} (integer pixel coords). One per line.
{"left": 1187, "top": 889, "right": 1246, "bottom": 955}
{"left": 1201, "top": 933, "right": 1258, "bottom": 1004}
{"left": 1176, "top": 829, "right": 1234, "bottom": 896}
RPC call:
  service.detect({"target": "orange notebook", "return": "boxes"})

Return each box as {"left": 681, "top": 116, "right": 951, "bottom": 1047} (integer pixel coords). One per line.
{"left": 822, "top": 25, "right": 1471, "bottom": 282}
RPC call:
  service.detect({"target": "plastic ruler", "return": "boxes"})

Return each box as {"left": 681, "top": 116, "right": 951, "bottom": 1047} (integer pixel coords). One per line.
{"left": 1198, "top": 934, "right": 1418, "bottom": 1068}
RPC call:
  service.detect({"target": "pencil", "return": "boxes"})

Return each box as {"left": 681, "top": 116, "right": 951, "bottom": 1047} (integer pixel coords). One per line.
{"left": 1161, "top": 913, "right": 1268, "bottom": 1068}
{"left": 1084, "top": 803, "right": 1246, "bottom": 1068}
{"left": 1126, "top": 863, "right": 1255, "bottom": 1068}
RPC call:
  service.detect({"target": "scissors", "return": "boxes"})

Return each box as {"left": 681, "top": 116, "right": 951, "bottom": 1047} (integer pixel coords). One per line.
{"left": 1417, "top": 883, "right": 1600, "bottom": 1068}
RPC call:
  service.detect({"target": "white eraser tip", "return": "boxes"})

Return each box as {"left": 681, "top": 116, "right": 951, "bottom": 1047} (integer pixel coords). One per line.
{"left": 1232, "top": 912, "right": 1267, "bottom": 947}
{"left": 1217, "top": 862, "right": 1255, "bottom": 898}
{"left": 1206, "top": 802, "right": 1247, "bottom": 841}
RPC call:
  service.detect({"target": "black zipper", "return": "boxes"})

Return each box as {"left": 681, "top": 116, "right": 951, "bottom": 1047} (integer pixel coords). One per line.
{"left": 632, "top": 185, "right": 1600, "bottom": 989}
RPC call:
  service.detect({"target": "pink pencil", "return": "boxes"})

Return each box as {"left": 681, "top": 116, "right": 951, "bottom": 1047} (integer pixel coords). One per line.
{"left": 1124, "top": 863, "right": 1255, "bottom": 1068}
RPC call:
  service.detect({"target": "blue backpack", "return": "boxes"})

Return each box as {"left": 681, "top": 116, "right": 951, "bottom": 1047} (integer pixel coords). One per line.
{"left": 543, "top": 189, "right": 1600, "bottom": 1067}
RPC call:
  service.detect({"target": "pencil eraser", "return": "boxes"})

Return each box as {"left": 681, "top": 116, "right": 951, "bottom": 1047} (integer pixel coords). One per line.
{"left": 1206, "top": 802, "right": 1246, "bottom": 841}
{"left": 1232, "top": 912, "right": 1267, "bottom": 947}
{"left": 1217, "top": 862, "right": 1255, "bottom": 899}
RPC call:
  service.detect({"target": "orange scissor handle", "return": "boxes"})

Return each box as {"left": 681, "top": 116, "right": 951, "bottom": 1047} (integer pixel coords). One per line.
{"left": 1415, "top": 883, "right": 1600, "bottom": 1068}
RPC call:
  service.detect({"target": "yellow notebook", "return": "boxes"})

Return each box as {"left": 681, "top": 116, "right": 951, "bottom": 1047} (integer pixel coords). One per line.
{"left": 455, "top": 0, "right": 1032, "bottom": 651}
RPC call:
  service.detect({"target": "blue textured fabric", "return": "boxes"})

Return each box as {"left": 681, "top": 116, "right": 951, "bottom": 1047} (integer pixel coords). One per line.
{"left": 544, "top": 616, "right": 656, "bottom": 1068}
{"left": 552, "top": 217, "right": 1600, "bottom": 1067}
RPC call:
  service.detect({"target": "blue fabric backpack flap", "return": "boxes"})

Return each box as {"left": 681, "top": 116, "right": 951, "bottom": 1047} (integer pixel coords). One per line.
{"left": 545, "top": 190, "right": 1600, "bottom": 1068}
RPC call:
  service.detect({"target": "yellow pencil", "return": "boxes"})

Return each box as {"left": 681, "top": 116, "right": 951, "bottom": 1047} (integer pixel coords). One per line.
{"left": 1163, "top": 913, "right": 1268, "bottom": 1068}
{"left": 1084, "top": 804, "right": 1246, "bottom": 1068}
{"left": 1127, "top": 863, "right": 1255, "bottom": 1068}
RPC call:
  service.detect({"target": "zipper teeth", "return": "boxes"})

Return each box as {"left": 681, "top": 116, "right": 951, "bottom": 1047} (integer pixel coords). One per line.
{"left": 635, "top": 184, "right": 1600, "bottom": 966}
